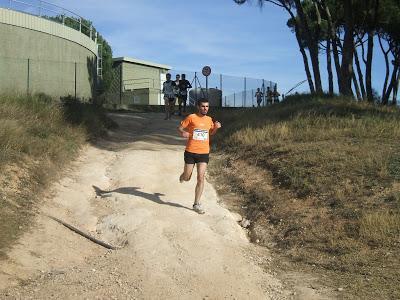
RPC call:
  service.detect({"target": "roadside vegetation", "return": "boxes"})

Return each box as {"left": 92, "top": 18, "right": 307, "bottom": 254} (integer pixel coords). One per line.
{"left": 0, "top": 93, "right": 116, "bottom": 259}
{"left": 209, "top": 94, "right": 400, "bottom": 299}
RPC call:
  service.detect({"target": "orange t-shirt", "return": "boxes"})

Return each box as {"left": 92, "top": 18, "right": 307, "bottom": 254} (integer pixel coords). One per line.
{"left": 180, "top": 113, "right": 214, "bottom": 154}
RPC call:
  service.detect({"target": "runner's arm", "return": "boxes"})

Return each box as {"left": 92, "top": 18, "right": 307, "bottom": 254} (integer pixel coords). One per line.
{"left": 177, "top": 125, "right": 190, "bottom": 138}
{"left": 210, "top": 121, "right": 221, "bottom": 135}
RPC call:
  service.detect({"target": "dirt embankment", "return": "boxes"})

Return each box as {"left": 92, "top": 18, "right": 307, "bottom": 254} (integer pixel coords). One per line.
{"left": 0, "top": 112, "right": 333, "bottom": 299}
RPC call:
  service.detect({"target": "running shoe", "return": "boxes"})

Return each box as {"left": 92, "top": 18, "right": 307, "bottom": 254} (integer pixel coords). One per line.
{"left": 193, "top": 204, "right": 205, "bottom": 214}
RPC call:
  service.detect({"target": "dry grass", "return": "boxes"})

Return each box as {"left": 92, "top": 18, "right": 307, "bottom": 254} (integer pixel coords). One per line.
{"left": 209, "top": 95, "right": 400, "bottom": 299}
{"left": 0, "top": 93, "right": 116, "bottom": 259}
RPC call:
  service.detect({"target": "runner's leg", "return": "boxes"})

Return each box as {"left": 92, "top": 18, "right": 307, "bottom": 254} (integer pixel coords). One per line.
{"left": 180, "top": 163, "right": 194, "bottom": 182}
{"left": 164, "top": 97, "right": 169, "bottom": 119}
{"left": 183, "top": 95, "right": 187, "bottom": 112}
{"left": 194, "top": 162, "right": 207, "bottom": 205}
{"left": 169, "top": 99, "right": 175, "bottom": 119}
{"left": 178, "top": 97, "right": 182, "bottom": 116}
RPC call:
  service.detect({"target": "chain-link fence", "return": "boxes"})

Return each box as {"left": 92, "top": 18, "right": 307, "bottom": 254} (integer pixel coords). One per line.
{"left": 171, "top": 69, "right": 277, "bottom": 108}
{"left": 0, "top": 56, "right": 97, "bottom": 100}
{"left": 107, "top": 67, "right": 278, "bottom": 108}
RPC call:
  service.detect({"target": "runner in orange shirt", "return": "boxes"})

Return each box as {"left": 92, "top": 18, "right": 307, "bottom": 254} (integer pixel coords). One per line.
{"left": 177, "top": 98, "right": 222, "bottom": 214}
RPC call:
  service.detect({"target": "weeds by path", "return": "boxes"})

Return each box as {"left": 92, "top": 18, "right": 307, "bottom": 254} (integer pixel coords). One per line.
{"left": 209, "top": 95, "right": 400, "bottom": 299}
{"left": 0, "top": 93, "right": 116, "bottom": 259}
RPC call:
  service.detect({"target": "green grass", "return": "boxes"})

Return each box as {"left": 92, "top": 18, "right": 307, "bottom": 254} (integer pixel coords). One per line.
{"left": 209, "top": 94, "right": 400, "bottom": 299}
{"left": 0, "top": 93, "right": 116, "bottom": 259}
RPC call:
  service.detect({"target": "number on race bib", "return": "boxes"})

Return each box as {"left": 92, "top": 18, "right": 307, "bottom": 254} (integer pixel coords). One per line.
{"left": 193, "top": 129, "right": 208, "bottom": 141}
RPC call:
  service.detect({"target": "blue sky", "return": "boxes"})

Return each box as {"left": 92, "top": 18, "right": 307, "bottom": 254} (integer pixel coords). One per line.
{"left": 48, "top": 0, "right": 386, "bottom": 96}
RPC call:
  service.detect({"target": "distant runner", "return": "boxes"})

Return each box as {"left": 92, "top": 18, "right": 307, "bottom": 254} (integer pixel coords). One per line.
{"left": 178, "top": 74, "right": 192, "bottom": 116}
{"left": 162, "top": 73, "right": 176, "bottom": 120}
{"left": 174, "top": 74, "right": 181, "bottom": 112}
{"left": 266, "top": 86, "right": 273, "bottom": 105}
{"left": 255, "top": 88, "right": 263, "bottom": 107}
{"left": 177, "top": 98, "right": 221, "bottom": 214}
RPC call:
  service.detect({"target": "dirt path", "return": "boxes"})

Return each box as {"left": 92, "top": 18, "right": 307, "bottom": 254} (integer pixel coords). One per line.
{"left": 0, "top": 113, "right": 323, "bottom": 299}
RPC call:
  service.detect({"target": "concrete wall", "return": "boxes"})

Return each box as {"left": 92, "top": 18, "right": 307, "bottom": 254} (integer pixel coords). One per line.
{"left": 0, "top": 8, "right": 98, "bottom": 100}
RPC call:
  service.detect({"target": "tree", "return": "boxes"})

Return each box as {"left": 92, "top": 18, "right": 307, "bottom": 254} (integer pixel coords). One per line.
{"left": 97, "top": 34, "right": 114, "bottom": 94}
{"left": 234, "top": 0, "right": 323, "bottom": 94}
{"left": 234, "top": 0, "right": 400, "bottom": 102}
{"left": 44, "top": 14, "right": 114, "bottom": 95}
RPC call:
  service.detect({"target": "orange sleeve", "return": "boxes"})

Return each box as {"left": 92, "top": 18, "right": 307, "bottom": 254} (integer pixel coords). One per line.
{"left": 180, "top": 115, "right": 192, "bottom": 128}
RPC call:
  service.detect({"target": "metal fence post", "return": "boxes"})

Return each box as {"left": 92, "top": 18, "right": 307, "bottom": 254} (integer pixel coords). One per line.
{"left": 244, "top": 77, "right": 247, "bottom": 107}
{"left": 224, "top": 95, "right": 227, "bottom": 107}
{"left": 74, "top": 62, "right": 77, "bottom": 100}
{"left": 194, "top": 71, "right": 197, "bottom": 103}
{"left": 220, "top": 74, "right": 223, "bottom": 107}
{"left": 27, "top": 58, "right": 30, "bottom": 94}
{"left": 234, "top": 93, "right": 236, "bottom": 107}
{"left": 119, "top": 64, "right": 123, "bottom": 105}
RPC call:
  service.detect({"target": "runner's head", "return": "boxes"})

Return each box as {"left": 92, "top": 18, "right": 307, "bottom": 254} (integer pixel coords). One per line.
{"left": 181, "top": 74, "right": 186, "bottom": 80}
{"left": 176, "top": 74, "right": 180, "bottom": 80}
{"left": 166, "top": 73, "right": 171, "bottom": 81}
{"left": 197, "top": 98, "right": 209, "bottom": 116}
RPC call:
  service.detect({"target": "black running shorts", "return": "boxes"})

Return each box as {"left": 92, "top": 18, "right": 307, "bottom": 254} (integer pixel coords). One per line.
{"left": 179, "top": 93, "right": 188, "bottom": 101}
{"left": 184, "top": 151, "right": 209, "bottom": 164}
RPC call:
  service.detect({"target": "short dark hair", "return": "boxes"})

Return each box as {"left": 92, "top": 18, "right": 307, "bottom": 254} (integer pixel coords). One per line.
{"left": 197, "top": 98, "right": 209, "bottom": 106}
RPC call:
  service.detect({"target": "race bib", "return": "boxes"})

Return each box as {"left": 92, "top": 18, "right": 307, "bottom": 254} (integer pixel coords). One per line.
{"left": 193, "top": 129, "right": 208, "bottom": 141}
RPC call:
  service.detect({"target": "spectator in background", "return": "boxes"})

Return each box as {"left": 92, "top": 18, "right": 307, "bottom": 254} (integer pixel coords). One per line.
{"left": 178, "top": 74, "right": 192, "bottom": 116}
{"left": 255, "top": 88, "right": 263, "bottom": 107}
{"left": 266, "top": 87, "right": 273, "bottom": 105}
{"left": 273, "top": 84, "right": 280, "bottom": 103}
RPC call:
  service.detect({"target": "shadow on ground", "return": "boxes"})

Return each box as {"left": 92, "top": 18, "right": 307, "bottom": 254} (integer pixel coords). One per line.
{"left": 92, "top": 185, "right": 192, "bottom": 212}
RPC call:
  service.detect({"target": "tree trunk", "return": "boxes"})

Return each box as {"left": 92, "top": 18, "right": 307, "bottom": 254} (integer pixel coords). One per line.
{"left": 365, "top": 31, "right": 375, "bottom": 101}
{"left": 340, "top": 1, "right": 355, "bottom": 96}
{"left": 366, "top": 0, "right": 380, "bottom": 102}
{"left": 295, "top": 32, "right": 315, "bottom": 94}
{"left": 393, "top": 69, "right": 400, "bottom": 105}
{"left": 383, "top": 64, "right": 399, "bottom": 104}
{"left": 378, "top": 35, "right": 390, "bottom": 104}
{"left": 284, "top": 4, "right": 315, "bottom": 94}
{"left": 323, "top": 2, "right": 342, "bottom": 91}
{"left": 294, "top": 0, "right": 323, "bottom": 94}
{"left": 352, "top": 72, "right": 362, "bottom": 100}
{"left": 354, "top": 48, "right": 366, "bottom": 100}
{"left": 327, "top": 39, "right": 334, "bottom": 96}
